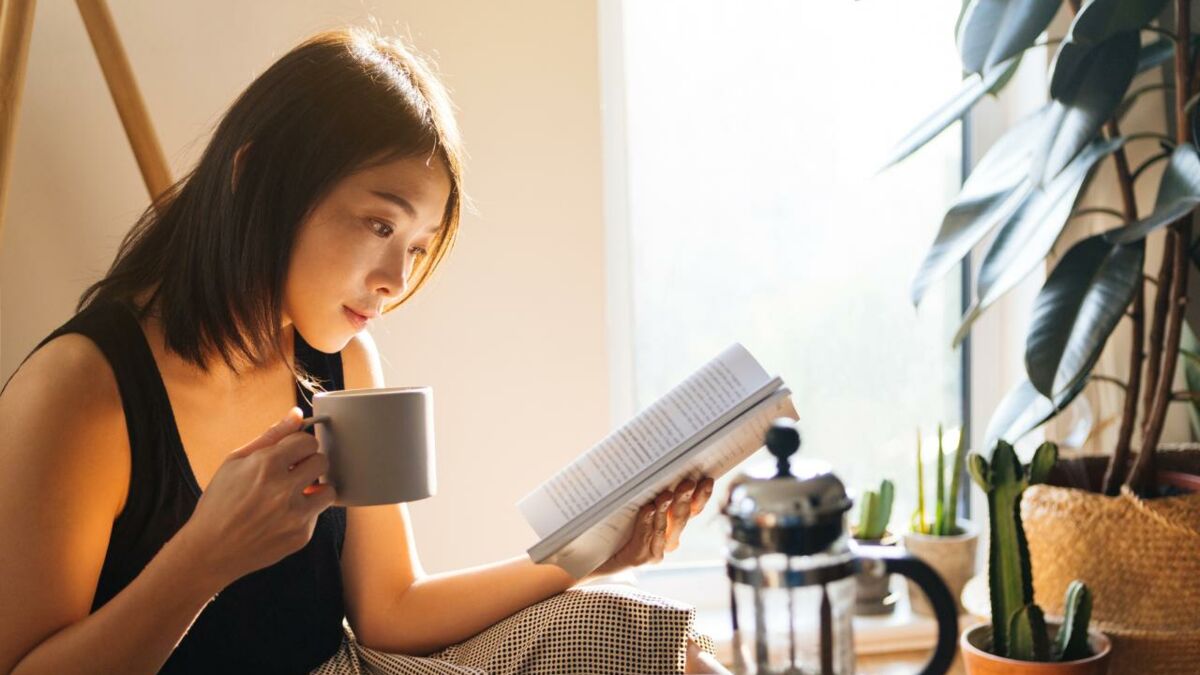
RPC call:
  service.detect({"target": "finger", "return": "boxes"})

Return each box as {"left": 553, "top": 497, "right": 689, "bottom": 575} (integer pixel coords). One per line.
{"left": 622, "top": 502, "right": 657, "bottom": 564}
{"left": 690, "top": 478, "right": 715, "bottom": 516}
{"left": 672, "top": 479, "right": 697, "bottom": 501}
{"left": 230, "top": 407, "right": 303, "bottom": 458}
{"left": 650, "top": 495, "right": 671, "bottom": 561}
{"left": 267, "top": 432, "right": 321, "bottom": 472}
{"left": 288, "top": 450, "right": 330, "bottom": 490}
{"left": 300, "top": 482, "right": 338, "bottom": 514}
{"left": 665, "top": 484, "right": 696, "bottom": 551}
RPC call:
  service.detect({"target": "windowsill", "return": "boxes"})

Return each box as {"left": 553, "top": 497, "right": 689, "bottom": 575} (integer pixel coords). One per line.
{"left": 628, "top": 560, "right": 956, "bottom": 667}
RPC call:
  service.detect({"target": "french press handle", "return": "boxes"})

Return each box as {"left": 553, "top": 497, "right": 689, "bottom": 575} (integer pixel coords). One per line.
{"left": 853, "top": 546, "right": 958, "bottom": 675}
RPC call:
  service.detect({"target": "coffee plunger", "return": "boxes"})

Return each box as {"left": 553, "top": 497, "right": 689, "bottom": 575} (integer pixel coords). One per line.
{"left": 722, "top": 419, "right": 958, "bottom": 674}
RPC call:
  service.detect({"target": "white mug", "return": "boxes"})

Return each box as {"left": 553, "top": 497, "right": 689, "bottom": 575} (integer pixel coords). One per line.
{"left": 300, "top": 386, "right": 437, "bottom": 506}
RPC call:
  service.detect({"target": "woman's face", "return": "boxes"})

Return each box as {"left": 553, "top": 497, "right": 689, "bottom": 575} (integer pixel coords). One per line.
{"left": 283, "top": 153, "right": 451, "bottom": 353}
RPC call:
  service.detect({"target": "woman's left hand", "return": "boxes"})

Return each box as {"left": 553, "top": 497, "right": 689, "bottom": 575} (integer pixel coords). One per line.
{"left": 587, "top": 476, "right": 716, "bottom": 579}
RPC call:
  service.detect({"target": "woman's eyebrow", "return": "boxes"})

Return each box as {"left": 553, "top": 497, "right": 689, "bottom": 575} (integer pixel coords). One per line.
{"left": 371, "top": 189, "right": 417, "bottom": 219}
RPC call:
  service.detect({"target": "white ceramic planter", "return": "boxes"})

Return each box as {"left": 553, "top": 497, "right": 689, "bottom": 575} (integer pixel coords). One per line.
{"left": 901, "top": 519, "right": 980, "bottom": 616}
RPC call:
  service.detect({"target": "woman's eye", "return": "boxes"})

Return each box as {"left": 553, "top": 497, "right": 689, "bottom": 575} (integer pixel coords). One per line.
{"left": 410, "top": 245, "right": 429, "bottom": 257}
{"left": 367, "top": 218, "right": 394, "bottom": 237}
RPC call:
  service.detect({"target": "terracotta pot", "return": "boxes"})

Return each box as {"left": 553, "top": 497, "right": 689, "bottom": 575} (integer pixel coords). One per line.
{"left": 961, "top": 622, "right": 1112, "bottom": 675}
{"left": 901, "top": 519, "right": 979, "bottom": 616}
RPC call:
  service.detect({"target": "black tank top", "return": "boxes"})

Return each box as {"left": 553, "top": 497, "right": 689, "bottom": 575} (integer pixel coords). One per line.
{"left": 1, "top": 297, "right": 347, "bottom": 673}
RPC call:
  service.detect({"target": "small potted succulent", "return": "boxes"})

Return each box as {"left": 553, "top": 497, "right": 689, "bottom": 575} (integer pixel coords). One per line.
{"left": 902, "top": 424, "right": 980, "bottom": 616}
{"left": 851, "top": 478, "right": 896, "bottom": 615}
{"left": 961, "top": 440, "right": 1111, "bottom": 674}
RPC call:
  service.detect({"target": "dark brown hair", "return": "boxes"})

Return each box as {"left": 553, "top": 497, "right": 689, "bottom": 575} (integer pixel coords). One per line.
{"left": 79, "top": 27, "right": 465, "bottom": 387}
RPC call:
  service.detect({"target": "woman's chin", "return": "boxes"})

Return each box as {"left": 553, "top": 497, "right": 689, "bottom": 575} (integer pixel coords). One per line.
{"left": 294, "top": 325, "right": 353, "bottom": 355}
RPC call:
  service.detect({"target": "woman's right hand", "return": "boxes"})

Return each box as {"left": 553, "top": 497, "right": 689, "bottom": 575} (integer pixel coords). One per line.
{"left": 175, "top": 406, "right": 338, "bottom": 588}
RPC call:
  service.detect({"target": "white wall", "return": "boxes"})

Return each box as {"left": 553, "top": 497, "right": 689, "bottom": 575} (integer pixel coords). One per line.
{"left": 1, "top": 0, "right": 609, "bottom": 573}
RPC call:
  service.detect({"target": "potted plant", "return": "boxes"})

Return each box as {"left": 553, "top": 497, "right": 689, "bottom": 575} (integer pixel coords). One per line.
{"left": 961, "top": 439, "right": 1111, "bottom": 674}
{"left": 886, "top": 0, "right": 1200, "bottom": 668}
{"left": 902, "top": 424, "right": 980, "bottom": 616}
{"left": 850, "top": 478, "right": 896, "bottom": 615}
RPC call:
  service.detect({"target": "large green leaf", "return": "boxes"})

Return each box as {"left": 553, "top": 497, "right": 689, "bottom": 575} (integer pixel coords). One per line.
{"left": 1137, "top": 37, "right": 1200, "bottom": 74}
{"left": 957, "top": 0, "right": 1060, "bottom": 74}
{"left": 1137, "top": 38, "right": 1174, "bottom": 73}
{"left": 1106, "top": 145, "right": 1200, "bottom": 244}
{"left": 909, "top": 108, "right": 1049, "bottom": 307}
{"left": 1025, "top": 233, "right": 1145, "bottom": 398}
{"left": 1069, "top": 0, "right": 1167, "bottom": 45}
{"left": 953, "top": 137, "right": 1123, "bottom": 345}
{"left": 983, "top": 376, "right": 1088, "bottom": 453}
{"left": 1182, "top": 324, "right": 1200, "bottom": 441}
{"left": 1035, "top": 31, "right": 1139, "bottom": 185}
{"left": 879, "top": 56, "right": 1019, "bottom": 171}
{"left": 1050, "top": 0, "right": 1165, "bottom": 98}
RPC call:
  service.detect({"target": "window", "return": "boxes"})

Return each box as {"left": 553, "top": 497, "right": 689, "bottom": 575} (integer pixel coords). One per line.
{"left": 602, "top": 0, "right": 968, "bottom": 574}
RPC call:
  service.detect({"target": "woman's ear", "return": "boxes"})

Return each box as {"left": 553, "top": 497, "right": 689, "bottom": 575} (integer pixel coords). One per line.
{"left": 231, "top": 142, "right": 252, "bottom": 193}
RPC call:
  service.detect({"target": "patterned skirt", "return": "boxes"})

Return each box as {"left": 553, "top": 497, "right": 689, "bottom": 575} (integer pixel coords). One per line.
{"left": 310, "top": 584, "right": 717, "bottom": 675}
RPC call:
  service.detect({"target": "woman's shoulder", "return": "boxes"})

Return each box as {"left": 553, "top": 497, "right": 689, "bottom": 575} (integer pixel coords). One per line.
{"left": 5, "top": 331, "right": 123, "bottom": 409}
{"left": 1, "top": 331, "right": 129, "bottom": 518}
{"left": 339, "top": 330, "right": 384, "bottom": 390}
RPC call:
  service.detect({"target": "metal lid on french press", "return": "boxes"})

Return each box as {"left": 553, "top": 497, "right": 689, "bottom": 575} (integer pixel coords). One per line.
{"left": 723, "top": 419, "right": 852, "bottom": 556}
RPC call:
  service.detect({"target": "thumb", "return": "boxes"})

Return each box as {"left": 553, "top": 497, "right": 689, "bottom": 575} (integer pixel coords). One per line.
{"left": 229, "top": 406, "right": 303, "bottom": 459}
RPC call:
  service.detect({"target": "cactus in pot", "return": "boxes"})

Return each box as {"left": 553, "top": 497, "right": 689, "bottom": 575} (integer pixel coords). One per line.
{"left": 852, "top": 479, "right": 896, "bottom": 616}
{"left": 854, "top": 478, "right": 893, "bottom": 541}
{"left": 967, "top": 440, "right": 1095, "bottom": 662}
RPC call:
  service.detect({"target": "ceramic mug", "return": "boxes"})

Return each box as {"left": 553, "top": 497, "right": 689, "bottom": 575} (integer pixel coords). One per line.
{"left": 300, "top": 386, "right": 436, "bottom": 506}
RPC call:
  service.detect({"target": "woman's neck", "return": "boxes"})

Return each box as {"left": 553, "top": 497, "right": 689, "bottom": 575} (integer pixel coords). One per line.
{"left": 129, "top": 286, "right": 295, "bottom": 393}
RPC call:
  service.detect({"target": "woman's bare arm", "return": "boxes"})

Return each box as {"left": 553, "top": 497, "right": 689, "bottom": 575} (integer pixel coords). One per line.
{"left": 0, "top": 336, "right": 225, "bottom": 675}
{"left": 351, "top": 553, "right": 575, "bottom": 656}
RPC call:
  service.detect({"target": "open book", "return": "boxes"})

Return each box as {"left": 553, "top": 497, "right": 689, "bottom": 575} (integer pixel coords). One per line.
{"left": 517, "top": 343, "right": 798, "bottom": 579}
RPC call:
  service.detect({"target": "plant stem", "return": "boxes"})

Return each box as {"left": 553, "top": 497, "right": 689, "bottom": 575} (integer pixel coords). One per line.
{"left": 1131, "top": 151, "right": 1172, "bottom": 183}
{"left": 1070, "top": 206, "right": 1128, "bottom": 222}
{"left": 1143, "top": 253, "right": 1174, "bottom": 435}
{"left": 916, "top": 428, "right": 926, "bottom": 534}
{"left": 935, "top": 424, "right": 946, "bottom": 535}
{"left": 1091, "top": 374, "right": 1129, "bottom": 390}
{"left": 1121, "top": 131, "right": 1178, "bottom": 146}
{"left": 1103, "top": 115, "right": 1144, "bottom": 495}
{"left": 1129, "top": 0, "right": 1195, "bottom": 494}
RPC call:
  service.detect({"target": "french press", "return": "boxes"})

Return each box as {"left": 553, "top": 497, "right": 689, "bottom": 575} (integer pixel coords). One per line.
{"left": 722, "top": 419, "right": 958, "bottom": 675}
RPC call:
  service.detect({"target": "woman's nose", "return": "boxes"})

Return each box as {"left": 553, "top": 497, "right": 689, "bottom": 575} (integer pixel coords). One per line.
{"left": 376, "top": 252, "right": 413, "bottom": 299}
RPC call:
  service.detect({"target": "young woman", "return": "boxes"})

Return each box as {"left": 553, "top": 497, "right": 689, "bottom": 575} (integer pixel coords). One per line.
{"left": 0, "top": 27, "right": 726, "bottom": 675}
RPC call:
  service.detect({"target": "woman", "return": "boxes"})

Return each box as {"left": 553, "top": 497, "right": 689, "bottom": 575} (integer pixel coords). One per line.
{"left": 0, "top": 26, "right": 724, "bottom": 675}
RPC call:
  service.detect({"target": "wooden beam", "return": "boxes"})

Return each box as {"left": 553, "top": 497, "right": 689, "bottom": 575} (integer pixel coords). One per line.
{"left": 0, "top": 0, "right": 36, "bottom": 253}
{"left": 75, "top": 0, "right": 172, "bottom": 201}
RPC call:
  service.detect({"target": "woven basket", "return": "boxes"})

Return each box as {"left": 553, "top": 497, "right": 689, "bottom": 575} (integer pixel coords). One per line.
{"left": 1021, "top": 449, "right": 1200, "bottom": 674}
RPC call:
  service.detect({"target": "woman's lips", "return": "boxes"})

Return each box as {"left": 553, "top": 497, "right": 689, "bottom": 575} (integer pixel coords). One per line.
{"left": 343, "top": 306, "right": 368, "bottom": 330}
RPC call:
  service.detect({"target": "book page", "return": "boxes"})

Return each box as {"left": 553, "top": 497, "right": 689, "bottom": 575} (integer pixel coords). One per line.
{"left": 533, "top": 390, "right": 798, "bottom": 579}
{"left": 517, "top": 343, "right": 771, "bottom": 538}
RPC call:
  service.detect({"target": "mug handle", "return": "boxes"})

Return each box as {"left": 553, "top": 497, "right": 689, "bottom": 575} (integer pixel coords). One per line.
{"left": 300, "top": 415, "right": 330, "bottom": 431}
{"left": 298, "top": 416, "right": 332, "bottom": 486}
{"left": 854, "top": 545, "right": 958, "bottom": 675}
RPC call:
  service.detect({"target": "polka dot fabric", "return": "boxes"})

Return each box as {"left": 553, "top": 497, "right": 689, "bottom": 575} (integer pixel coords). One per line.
{"left": 310, "top": 584, "right": 717, "bottom": 674}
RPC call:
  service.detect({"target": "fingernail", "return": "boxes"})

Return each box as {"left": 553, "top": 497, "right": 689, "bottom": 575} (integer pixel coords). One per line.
{"left": 681, "top": 489, "right": 694, "bottom": 500}
{"left": 659, "top": 499, "right": 671, "bottom": 512}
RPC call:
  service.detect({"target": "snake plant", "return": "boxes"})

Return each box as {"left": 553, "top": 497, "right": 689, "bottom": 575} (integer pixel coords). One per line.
{"left": 912, "top": 424, "right": 968, "bottom": 535}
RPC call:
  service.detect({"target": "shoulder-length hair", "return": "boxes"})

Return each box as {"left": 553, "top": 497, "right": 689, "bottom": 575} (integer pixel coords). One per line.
{"left": 79, "top": 27, "right": 465, "bottom": 389}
